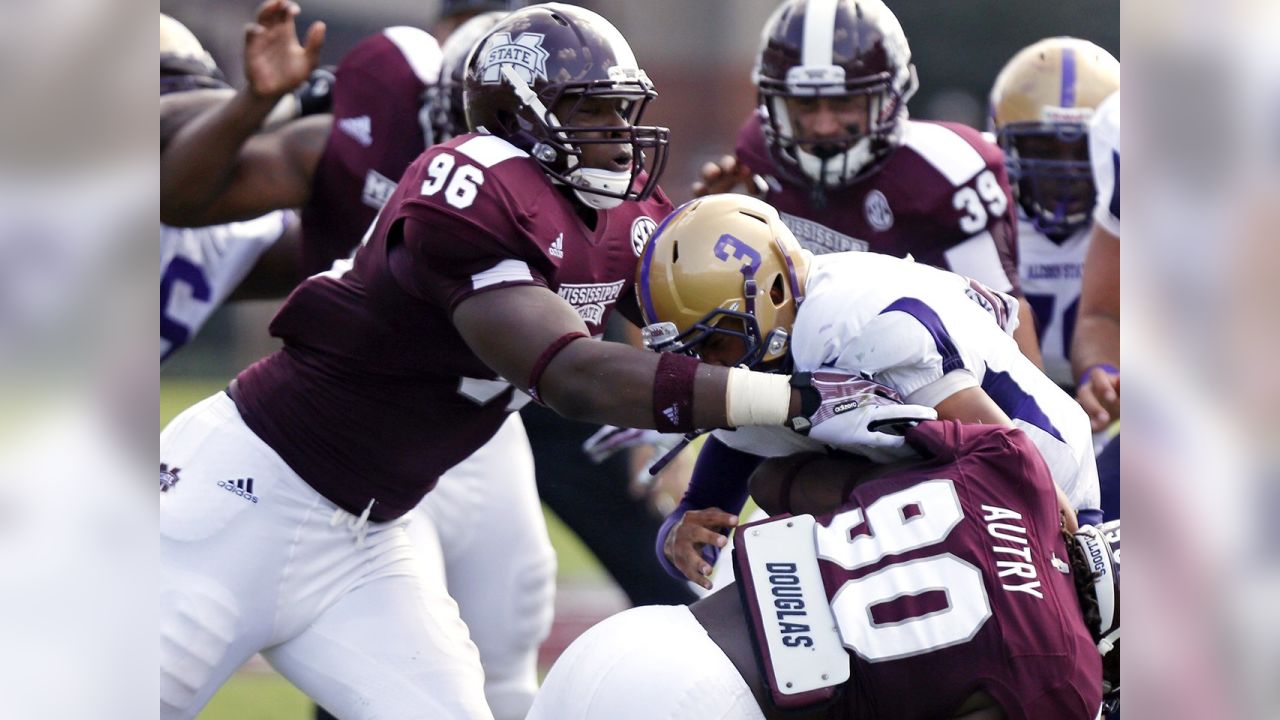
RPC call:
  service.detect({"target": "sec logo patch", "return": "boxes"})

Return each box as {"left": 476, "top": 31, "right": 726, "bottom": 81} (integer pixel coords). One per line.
{"left": 631, "top": 216, "right": 658, "bottom": 256}
{"left": 864, "top": 190, "right": 894, "bottom": 232}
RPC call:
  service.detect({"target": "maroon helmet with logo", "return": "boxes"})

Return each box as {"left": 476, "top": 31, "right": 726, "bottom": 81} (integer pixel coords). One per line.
{"left": 753, "top": 0, "right": 917, "bottom": 190}
{"left": 463, "top": 3, "right": 669, "bottom": 209}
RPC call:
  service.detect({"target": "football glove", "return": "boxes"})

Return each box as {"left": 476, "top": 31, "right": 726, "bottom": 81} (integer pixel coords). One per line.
{"left": 789, "top": 371, "right": 936, "bottom": 462}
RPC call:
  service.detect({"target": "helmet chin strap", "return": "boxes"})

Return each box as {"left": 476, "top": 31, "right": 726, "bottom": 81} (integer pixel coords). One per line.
{"left": 567, "top": 168, "right": 628, "bottom": 210}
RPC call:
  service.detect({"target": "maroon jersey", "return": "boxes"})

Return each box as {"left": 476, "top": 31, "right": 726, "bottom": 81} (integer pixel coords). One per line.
{"left": 736, "top": 112, "right": 1022, "bottom": 294}
{"left": 300, "top": 27, "right": 441, "bottom": 276}
{"left": 812, "top": 422, "right": 1100, "bottom": 718}
{"left": 234, "top": 133, "right": 672, "bottom": 520}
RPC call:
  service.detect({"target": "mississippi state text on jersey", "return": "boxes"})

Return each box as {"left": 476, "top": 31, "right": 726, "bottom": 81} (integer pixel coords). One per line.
{"left": 737, "top": 113, "right": 1021, "bottom": 293}
{"left": 232, "top": 133, "right": 672, "bottom": 520}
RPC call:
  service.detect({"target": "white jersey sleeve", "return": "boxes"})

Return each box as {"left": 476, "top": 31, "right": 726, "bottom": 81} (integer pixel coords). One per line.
{"left": 160, "top": 211, "right": 292, "bottom": 362}
{"left": 1089, "top": 92, "right": 1120, "bottom": 236}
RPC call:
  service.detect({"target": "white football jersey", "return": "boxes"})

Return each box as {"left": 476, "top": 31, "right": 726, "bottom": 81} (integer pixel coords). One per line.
{"left": 1089, "top": 91, "right": 1120, "bottom": 236}
{"left": 1017, "top": 220, "right": 1091, "bottom": 387}
{"left": 160, "top": 211, "right": 292, "bottom": 362}
{"left": 789, "top": 252, "right": 1100, "bottom": 512}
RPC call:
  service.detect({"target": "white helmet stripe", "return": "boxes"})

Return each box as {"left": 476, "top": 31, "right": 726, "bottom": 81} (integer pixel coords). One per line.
{"left": 802, "top": 0, "right": 839, "bottom": 68}
{"left": 382, "top": 26, "right": 443, "bottom": 85}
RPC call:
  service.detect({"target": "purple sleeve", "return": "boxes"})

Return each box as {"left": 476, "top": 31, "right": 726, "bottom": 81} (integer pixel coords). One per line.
{"left": 655, "top": 435, "right": 762, "bottom": 580}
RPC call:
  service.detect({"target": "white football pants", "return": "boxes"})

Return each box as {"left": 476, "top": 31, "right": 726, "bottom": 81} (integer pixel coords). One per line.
{"left": 160, "top": 392, "right": 493, "bottom": 720}
{"left": 413, "top": 411, "right": 555, "bottom": 720}
{"left": 527, "top": 604, "right": 764, "bottom": 720}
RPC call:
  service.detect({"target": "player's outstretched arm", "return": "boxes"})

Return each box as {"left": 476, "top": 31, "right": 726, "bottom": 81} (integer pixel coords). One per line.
{"left": 452, "top": 284, "right": 744, "bottom": 429}
{"left": 454, "top": 286, "right": 932, "bottom": 460}
{"left": 161, "top": 89, "right": 234, "bottom": 152}
{"left": 1071, "top": 223, "right": 1120, "bottom": 430}
{"left": 160, "top": 0, "right": 326, "bottom": 227}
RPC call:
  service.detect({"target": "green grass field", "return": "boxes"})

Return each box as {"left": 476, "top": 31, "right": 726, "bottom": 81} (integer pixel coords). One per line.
{"left": 164, "top": 378, "right": 612, "bottom": 719}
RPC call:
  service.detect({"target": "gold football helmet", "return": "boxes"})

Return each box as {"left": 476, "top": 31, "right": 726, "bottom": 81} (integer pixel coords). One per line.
{"left": 989, "top": 37, "right": 1118, "bottom": 236}
{"left": 636, "top": 194, "right": 809, "bottom": 368}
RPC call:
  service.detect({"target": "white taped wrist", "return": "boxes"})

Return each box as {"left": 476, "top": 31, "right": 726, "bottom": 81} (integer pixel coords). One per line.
{"left": 725, "top": 367, "right": 791, "bottom": 427}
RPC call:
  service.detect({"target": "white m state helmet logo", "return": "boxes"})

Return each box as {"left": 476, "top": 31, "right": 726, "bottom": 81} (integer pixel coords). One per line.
{"left": 480, "top": 32, "right": 549, "bottom": 85}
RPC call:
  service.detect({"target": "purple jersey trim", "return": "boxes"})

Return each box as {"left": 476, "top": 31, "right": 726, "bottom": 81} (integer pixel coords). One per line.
{"left": 879, "top": 297, "right": 965, "bottom": 374}
{"left": 1061, "top": 46, "right": 1077, "bottom": 108}
{"left": 980, "top": 369, "right": 1065, "bottom": 442}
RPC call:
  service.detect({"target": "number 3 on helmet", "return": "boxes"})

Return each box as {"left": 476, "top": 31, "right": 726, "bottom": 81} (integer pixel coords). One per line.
{"left": 636, "top": 194, "right": 810, "bottom": 368}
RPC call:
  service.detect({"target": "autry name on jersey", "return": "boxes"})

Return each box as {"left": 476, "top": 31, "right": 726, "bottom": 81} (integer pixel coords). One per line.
{"left": 983, "top": 504, "right": 1045, "bottom": 599}
{"left": 558, "top": 279, "right": 625, "bottom": 326}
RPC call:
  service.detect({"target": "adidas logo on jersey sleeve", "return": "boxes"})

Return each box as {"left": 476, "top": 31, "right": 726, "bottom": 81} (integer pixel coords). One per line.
{"left": 338, "top": 116, "right": 373, "bottom": 147}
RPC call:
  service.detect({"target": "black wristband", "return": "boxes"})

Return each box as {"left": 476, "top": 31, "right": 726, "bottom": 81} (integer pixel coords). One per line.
{"left": 789, "top": 372, "right": 820, "bottom": 421}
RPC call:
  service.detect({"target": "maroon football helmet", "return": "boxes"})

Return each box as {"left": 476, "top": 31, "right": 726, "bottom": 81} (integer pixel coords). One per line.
{"left": 753, "top": 0, "right": 917, "bottom": 190}
{"left": 463, "top": 3, "right": 669, "bottom": 209}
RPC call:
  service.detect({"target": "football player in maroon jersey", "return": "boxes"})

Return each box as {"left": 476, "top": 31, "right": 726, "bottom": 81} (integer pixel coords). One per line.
{"left": 160, "top": 5, "right": 897, "bottom": 719}
{"left": 692, "top": 0, "right": 1043, "bottom": 368}
{"left": 165, "top": 8, "right": 691, "bottom": 718}
{"left": 528, "top": 421, "right": 1120, "bottom": 720}
{"left": 161, "top": 0, "right": 441, "bottom": 277}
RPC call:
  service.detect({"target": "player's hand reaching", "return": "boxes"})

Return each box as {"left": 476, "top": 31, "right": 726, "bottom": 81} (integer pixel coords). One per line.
{"left": 244, "top": 0, "right": 326, "bottom": 100}
{"left": 790, "top": 371, "right": 938, "bottom": 462}
{"left": 663, "top": 508, "right": 738, "bottom": 590}
{"left": 1075, "top": 365, "right": 1119, "bottom": 431}
{"left": 690, "top": 155, "right": 759, "bottom": 197}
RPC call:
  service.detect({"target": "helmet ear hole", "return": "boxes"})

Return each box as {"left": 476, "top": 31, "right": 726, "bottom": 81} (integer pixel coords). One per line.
{"left": 770, "top": 274, "right": 785, "bottom": 306}
{"left": 671, "top": 240, "right": 680, "bottom": 263}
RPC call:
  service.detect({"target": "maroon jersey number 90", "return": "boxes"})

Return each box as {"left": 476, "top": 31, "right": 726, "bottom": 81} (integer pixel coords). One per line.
{"left": 817, "top": 479, "right": 991, "bottom": 662}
